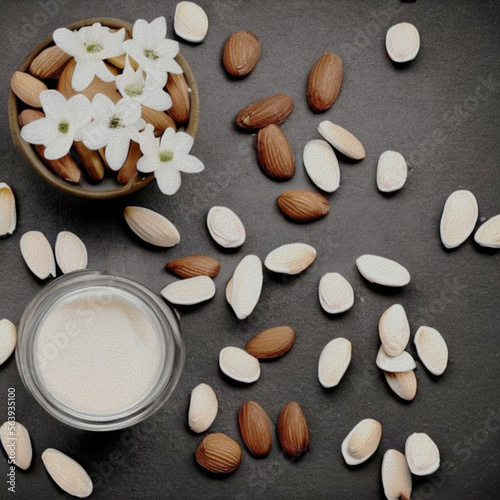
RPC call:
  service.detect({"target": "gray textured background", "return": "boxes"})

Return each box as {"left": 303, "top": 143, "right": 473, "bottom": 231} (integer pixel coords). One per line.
{"left": 1, "top": 0, "right": 499, "bottom": 498}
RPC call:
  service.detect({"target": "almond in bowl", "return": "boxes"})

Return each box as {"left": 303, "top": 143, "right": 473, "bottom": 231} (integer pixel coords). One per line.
{"left": 9, "top": 17, "right": 200, "bottom": 199}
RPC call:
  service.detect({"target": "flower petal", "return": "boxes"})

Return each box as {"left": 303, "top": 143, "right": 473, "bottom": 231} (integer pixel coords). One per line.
{"left": 116, "top": 98, "right": 142, "bottom": 124}
{"left": 173, "top": 154, "right": 204, "bottom": 174}
{"left": 91, "top": 93, "right": 115, "bottom": 121}
{"left": 43, "top": 133, "right": 74, "bottom": 160}
{"left": 21, "top": 118, "right": 55, "bottom": 144}
{"left": 64, "top": 94, "right": 92, "bottom": 126}
{"left": 137, "top": 154, "right": 160, "bottom": 173}
{"left": 132, "top": 19, "right": 149, "bottom": 41}
{"left": 140, "top": 88, "right": 172, "bottom": 111}
{"left": 155, "top": 166, "right": 182, "bottom": 195}
{"left": 150, "top": 16, "right": 167, "bottom": 40}
{"left": 105, "top": 134, "right": 131, "bottom": 170}
{"left": 171, "top": 131, "right": 194, "bottom": 154}
{"left": 138, "top": 124, "right": 160, "bottom": 156}
{"left": 53, "top": 28, "right": 80, "bottom": 57}
{"left": 93, "top": 61, "right": 116, "bottom": 83}
{"left": 159, "top": 127, "right": 177, "bottom": 149}
{"left": 158, "top": 39, "right": 180, "bottom": 59}
{"left": 40, "top": 90, "right": 67, "bottom": 120}
{"left": 163, "top": 58, "right": 183, "bottom": 75}
{"left": 82, "top": 124, "right": 111, "bottom": 150}
{"left": 71, "top": 59, "right": 97, "bottom": 91}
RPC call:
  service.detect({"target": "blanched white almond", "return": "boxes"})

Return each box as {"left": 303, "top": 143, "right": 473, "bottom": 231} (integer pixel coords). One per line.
{"left": 161, "top": 276, "right": 215, "bottom": 305}
{"left": 382, "top": 449, "right": 412, "bottom": 500}
{"left": 20, "top": 231, "right": 56, "bottom": 280}
{"left": 377, "top": 346, "right": 416, "bottom": 372}
{"left": 474, "top": 214, "right": 500, "bottom": 248}
{"left": 225, "top": 275, "right": 233, "bottom": 304}
{"left": 377, "top": 151, "right": 407, "bottom": 192}
{"left": 356, "top": 255, "right": 410, "bottom": 287}
{"left": 318, "top": 337, "right": 352, "bottom": 388}
{"left": 384, "top": 371, "right": 417, "bottom": 401}
{"left": 0, "top": 319, "right": 17, "bottom": 365}
{"left": 55, "top": 231, "right": 88, "bottom": 274}
{"left": 414, "top": 326, "right": 448, "bottom": 376}
{"left": 174, "top": 1, "right": 209, "bottom": 43}
{"left": 264, "top": 243, "right": 316, "bottom": 275}
{"left": 0, "top": 421, "right": 32, "bottom": 470}
{"left": 188, "top": 383, "right": 218, "bottom": 433}
{"left": 228, "top": 255, "right": 263, "bottom": 320}
{"left": 124, "top": 206, "right": 180, "bottom": 248}
{"left": 303, "top": 139, "right": 340, "bottom": 192}
{"left": 0, "top": 183, "right": 16, "bottom": 236}
{"left": 405, "top": 433, "right": 440, "bottom": 476}
{"left": 378, "top": 304, "right": 410, "bottom": 357}
{"left": 318, "top": 272, "right": 354, "bottom": 314}
{"left": 219, "top": 347, "right": 260, "bottom": 383}
{"left": 440, "top": 190, "right": 478, "bottom": 249}
{"left": 41, "top": 448, "right": 93, "bottom": 498}
{"left": 342, "top": 418, "right": 382, "bottom": 466}
{"left": 207, "top": 206, "right": 246, "bottom": 249}
{"left": 317, "top": 120, "right": 365, "bottom": 160}
{"left": 386, "top": 22, "right": 420, "bottom": 63}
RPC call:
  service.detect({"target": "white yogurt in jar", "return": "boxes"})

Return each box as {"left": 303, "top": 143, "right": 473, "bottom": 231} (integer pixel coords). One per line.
{"left": 33, "top": 286, "right": 164, "bottom": 416}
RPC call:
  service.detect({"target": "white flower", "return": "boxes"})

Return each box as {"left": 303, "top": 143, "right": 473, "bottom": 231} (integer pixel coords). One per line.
{"left": 20, "top": 90, "right": 92, "bottom": 160}
{"left": 82, "top": 95, "right": 146, "bottom": 171}
{"left": 123, "top": 17, "right": 182, "bottom": 87}
{"left": 115, "top": 57, "right": 172, "bottom": 111}
{"left": 53, "top": 23, "right": 125, "bottom": 92}
{"left": 137, "top": 124, "right": 204, "bottom": 195}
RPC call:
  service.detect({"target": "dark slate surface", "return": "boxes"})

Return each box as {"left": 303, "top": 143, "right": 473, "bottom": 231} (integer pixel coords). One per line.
{"left": 1, "top": 0, "right": 499, "bottom": 498}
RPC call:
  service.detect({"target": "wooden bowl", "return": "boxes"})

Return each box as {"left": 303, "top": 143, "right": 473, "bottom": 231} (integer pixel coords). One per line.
{"left": 8, "top": 18, "right": 200, "bottom": 200}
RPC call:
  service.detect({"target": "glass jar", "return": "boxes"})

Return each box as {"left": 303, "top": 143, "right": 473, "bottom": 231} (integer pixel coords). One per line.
{"left": 16, "top": 270, "right": 184, "bottom": 431}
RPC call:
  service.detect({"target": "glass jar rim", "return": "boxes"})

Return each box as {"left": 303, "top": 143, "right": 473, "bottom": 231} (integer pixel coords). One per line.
{"left": 16, "top": 270, "right": 184, "bottom": 431}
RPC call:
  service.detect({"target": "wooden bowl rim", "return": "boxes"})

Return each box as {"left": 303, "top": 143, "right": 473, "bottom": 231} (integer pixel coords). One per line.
{"left": 8, "top": 17, "right": 200, "bottom": 200}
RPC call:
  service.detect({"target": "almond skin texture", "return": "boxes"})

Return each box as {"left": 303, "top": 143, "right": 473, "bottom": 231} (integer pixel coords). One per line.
{"left": 277, "top": 402, "right": 309, "bottom": 458}
{"left": 223, "top": 30, "right": 261, "bottom": 77}
{"left": 11, "top": 71, "right": 48, "bottom": 108}
{"left": 166, "top": 73, "right": 190, "bottom": 124}
{"left": 278, "top": 190, "right": 329, "bottom": 222}
{"left": 238, "top": 401, "right": 272, "bottom": 457}
{"left": 307, "top": 53, "right": 343, "bottom": 111}
{"left": 245, "top": 326, "right": 296, "bottom": 359}
{"left": 167, "top": 254, "right": 221, "bottom": 278}
{"left": 19, "top": 110, "right": 81, "bottom": 183}
{"left": 29, "top": 46, "right": 71, "bottom": 79}
{"left": 235, "top": 94, "right": 294, "bottom": 130}
{"left": 73, "top": 141, "right": 105, "bottom": 181}
{"left": 195, "top": 433, "right": 242, "bottom": 474}
{"left": 256, "top": 124, "right": 295, "bottom": 179}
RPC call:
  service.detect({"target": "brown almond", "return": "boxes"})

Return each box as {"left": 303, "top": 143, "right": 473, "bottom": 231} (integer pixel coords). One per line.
{"left": 107, "top": 54, "right": 139, "bottom": 71}
{"left": 167, "top": 254, "right": 221, "bottom": 278}
{"left": 195, "top": 433, "right": 242, "bottom": 474}
{"left": 117, "top": 141, "right": 142, "bottom": 185}
{"left": 142, "top": 106, "right": 177, "bottom": 136}
{"left": 277, "top": 402, "right": 309, "bottom": 458}
{"left": 277, "top": 189, "right": 329, "bottom": 222}
{"left": 307, "top": 53, "right": 343, "bottom": 112}
{"left": 58, "top": 59, "right": 120, "bottom": 102}
{"left": 73, "top": 141, "right": 105, "bottom": 181}
{"left": 256, "top": 124, "right": 295, "bottom": 179}
{"left": 29, "top": 46, "right": 71, "bottom": 79}
{"left": 235, "top": 93, "right": 293, "bottom": 130}
{"left": 223, "top": 30, "right": 261, "bottom": 77}
{"left": 245, "top": 326, "right": 295, "bottom": 359}
{"left": 238, "top": 401, "right": 272, "bottom": 457}
{"left": 166, "top": 73, "right": 191, "bottom": 124}
{"left": 11, "top": 71, "right": 48, "bottom": 108}
{"left": 19, "top": 110, "right": 81, "bottom": 183}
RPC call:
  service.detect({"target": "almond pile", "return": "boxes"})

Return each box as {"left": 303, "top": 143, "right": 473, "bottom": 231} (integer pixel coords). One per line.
{"left": 11, "top": 23, "right": 192, "bottom": 187}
